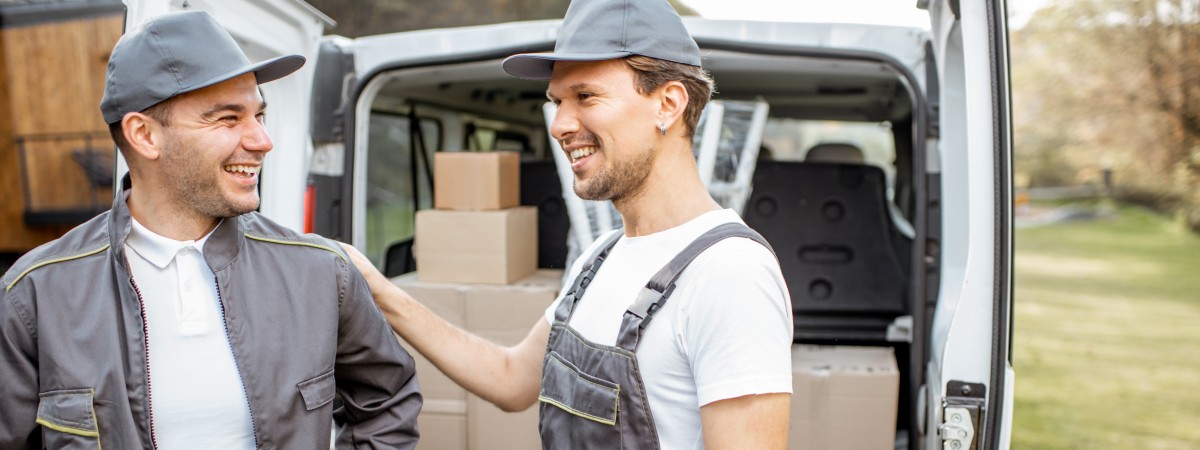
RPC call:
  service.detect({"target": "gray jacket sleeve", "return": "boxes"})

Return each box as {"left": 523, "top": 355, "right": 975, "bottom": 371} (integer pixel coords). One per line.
{"left": 0, "top": 283, "right": 40, "bottom": 448}
{"left": 331, "top": 254, "right": 422, "bottom": 449}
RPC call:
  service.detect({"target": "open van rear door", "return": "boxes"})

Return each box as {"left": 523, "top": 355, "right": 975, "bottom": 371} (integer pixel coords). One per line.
{"left": 116, "top": 0, "right": 332, "bottom": 232}
{"left": 923, "top": 0, "right": 1014, "bottom": 448}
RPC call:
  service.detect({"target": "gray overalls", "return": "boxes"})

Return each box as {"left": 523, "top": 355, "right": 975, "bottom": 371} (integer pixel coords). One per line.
{"left": 538, "top": 222, "right": 773, "bottom": 449}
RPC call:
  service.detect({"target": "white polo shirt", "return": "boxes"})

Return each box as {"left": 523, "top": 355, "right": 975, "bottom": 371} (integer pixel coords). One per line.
{"left": 124, "top": 218, "right": 255, "bottom": 448}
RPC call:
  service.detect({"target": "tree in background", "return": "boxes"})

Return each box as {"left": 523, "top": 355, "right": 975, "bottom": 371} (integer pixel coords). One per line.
{"left": 308, "top": 0, "right": 696, "bottom": 38}
{"left": 1013, "top": 0, "right": 1200, "bottom": 230}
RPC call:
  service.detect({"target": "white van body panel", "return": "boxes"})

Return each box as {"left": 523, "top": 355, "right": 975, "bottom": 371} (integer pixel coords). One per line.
{"left": 927, "top": 0, "right": 1013, "bottom": 447}
{"left": 349, "top": 19, "right": 930, "bottom": 90}
{"left": 118, "top": 0, "right": 330, "bottom": 232}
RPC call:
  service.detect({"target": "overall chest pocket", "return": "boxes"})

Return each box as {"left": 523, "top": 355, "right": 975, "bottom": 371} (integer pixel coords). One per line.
{"left": 37, "top": 389, "right": 101, "bottom": 449}
{"left": 538, "top": 351, "right": 621, "bottom": 449}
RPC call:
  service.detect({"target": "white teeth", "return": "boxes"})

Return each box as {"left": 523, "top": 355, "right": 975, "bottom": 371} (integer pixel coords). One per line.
{"left": 224, "top": 165, "right": 260, "bottom": 175}
{"left": 569, "top": 147, "right": 597, "bottom": 162}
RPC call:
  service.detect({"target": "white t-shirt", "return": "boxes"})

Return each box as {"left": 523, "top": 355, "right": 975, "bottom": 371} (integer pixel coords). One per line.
{"left": 125, "top": 218, "right": 255, "bottom": 449}
{"left": 543, "top": 209, "right": 793, "bottom": 450}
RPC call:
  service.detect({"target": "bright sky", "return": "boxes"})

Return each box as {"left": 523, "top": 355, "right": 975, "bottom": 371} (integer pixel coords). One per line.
{"left": 682, "top": 0, "right": 1051, "bottom": 30}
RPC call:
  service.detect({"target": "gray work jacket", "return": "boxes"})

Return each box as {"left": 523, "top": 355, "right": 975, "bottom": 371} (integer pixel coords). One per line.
{"left": 0, "top": 179, "right": 422, "bottom": 449}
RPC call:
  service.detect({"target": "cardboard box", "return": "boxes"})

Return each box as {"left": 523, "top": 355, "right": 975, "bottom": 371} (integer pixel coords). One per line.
{"left": 434, "top": 151, "right": 520, "bottom": 211}
{"left": 789, "top": 345, "right": 899, "bottom": 450}
{"left": 468, "top": 330, "right": 542, "bottom": 450}
{"left": 398, "top": 340, "right": 466, "bottom": 401}
{"left": 391, "top": 273, "right": 469, "bottom": 328}
{"left": 389, "top": 271, "right": 562, "bottom": 400}
{"left": 416, "top": 400, "right": 467, "bottom": 450}
{"left": 415, "top": 207, "right": 538, "bottom": 284}
{"left": 464, "top": 270, "right": 562, "bottom": 332}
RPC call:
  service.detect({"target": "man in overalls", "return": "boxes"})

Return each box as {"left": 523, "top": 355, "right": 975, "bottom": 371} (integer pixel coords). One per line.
{"left": 344, "top": 0, "right": 794, "bottom": 447}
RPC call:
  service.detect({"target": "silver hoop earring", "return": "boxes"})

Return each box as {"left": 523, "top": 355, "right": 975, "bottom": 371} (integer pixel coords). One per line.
{"left": 658, "top": 123, "right": 667, "bottom": 136}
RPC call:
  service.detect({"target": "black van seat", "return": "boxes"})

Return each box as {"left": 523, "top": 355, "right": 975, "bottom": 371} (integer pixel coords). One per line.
{"left": 807, "top": 142, "right": 915, "bottom": 239}
{"left": 744, "top": 160, "right": 911, "bottom": 342}
{"left": 804, "top": 142, "right": 865, "bottom": 164}
{"left": 520, "top": 159, "right": 570, "bottom": 269}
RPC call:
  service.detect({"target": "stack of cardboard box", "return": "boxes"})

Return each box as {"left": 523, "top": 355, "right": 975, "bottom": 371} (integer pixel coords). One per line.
{"left": 416, "top": 151, "right": 537, "bottom": 284}
{"left": 400, "top": 151, "right": 558, "bottom": 450}
{"left": 393, "top": 270, "right": 561, "bottom": 450}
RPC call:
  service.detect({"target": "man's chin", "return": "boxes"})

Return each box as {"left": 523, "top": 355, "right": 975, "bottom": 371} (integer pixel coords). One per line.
{"left": 222, "top": 197, "right": 260, "bottom": 217}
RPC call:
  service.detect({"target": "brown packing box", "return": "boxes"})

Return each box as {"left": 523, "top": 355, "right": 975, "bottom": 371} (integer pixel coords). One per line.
{"left": 387, "top": 271, "right": 562, "bottom": 449}
{"left": 415, "top": 400, "right": 467, "bottom": 450}
{"left": 415, "top": 207, "right": 538, "bottom": 284}
{"left": 789, "top": 344, "right": 899, "bottom": 450}
{"left": 434, "top": 151, "right": 520, "bottom": 210}
{"left": 468, "top": 330, "right": 542, "bottom": 450}
{"left": 389, "top": 270, "right": 561, "bottom": 400}
{"left": 464, "top": 269, "right": 563, "bottom": 332}
{"left": 391, "top": 273, "right": 468, "bottom": 400}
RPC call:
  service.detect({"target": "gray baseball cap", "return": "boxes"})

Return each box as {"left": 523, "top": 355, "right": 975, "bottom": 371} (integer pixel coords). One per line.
{"left": 100, "top": 10, "right": 305, "bottom": 124}
{"left": 501, "top": 0, "right": 701, "bottom": 80}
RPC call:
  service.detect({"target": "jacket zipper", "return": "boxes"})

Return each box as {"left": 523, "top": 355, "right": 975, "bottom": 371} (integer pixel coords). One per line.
{"left": 215, "top": 278, "right": 261, "bottom": 447}
{"left": 129, "top": 277, "right": 160, "bottom": 450}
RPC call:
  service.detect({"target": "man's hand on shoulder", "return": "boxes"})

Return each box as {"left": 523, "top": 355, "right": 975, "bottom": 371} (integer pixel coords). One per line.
{"left": 339, "top": 242, "right": 396, "bottom": 297}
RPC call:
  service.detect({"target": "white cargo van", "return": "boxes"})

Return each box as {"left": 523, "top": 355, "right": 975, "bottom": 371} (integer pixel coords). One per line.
{"left": 120, "top": 1, "right": 1014, "bottom": 448}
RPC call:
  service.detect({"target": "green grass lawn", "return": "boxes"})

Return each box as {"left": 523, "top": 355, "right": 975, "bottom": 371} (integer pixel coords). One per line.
{"left": 1013, "top": 204, "right": 1200, "bottom": 450}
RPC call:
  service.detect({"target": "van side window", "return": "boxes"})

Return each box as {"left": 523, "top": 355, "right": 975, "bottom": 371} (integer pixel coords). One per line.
{"left": 365, "top": 111, "right": 441, "bottom": 267}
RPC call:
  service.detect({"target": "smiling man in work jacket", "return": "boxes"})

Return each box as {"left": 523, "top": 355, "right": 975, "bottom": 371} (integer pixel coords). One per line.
{"left": 342, "top": 0, "right": 794, "bottom": 448}
{"left": 0, "top": 11, "right": 421, "bottom": 449}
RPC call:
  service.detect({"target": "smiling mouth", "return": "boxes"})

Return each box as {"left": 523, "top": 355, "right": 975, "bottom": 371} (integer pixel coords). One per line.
{"left": 224, "top": 164, "right": 260, "bottom": 178}
{"left": 569, "top": 146, "right": 597, "bottom": 163}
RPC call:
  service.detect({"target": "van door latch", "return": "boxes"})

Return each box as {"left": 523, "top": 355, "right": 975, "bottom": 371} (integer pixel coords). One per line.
{"left": 940, "top": 407, "right": 975, "bottom": 449}
{"left": 939, "top": 380, "right": 985, "bottom": 450}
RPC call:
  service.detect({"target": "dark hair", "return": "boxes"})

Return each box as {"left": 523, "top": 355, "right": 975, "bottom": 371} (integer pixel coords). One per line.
{"left": 107, "top": 98, "right": 176, "bottom": 156}
{"left": 622, "top": 55, "right": 715, "bottom": 138}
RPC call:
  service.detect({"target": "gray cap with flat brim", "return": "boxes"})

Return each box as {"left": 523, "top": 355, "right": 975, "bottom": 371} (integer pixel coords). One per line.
{"left": 501, "top": 0, "right": 701, "bottom": 80}
{"left": 100, "top": 10, "right": 305, "bottom": 124}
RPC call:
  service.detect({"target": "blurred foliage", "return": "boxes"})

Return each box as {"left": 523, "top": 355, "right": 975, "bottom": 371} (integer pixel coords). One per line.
{"left": 1012, "top": 0, "right": 1200, "bottom": 231}
{"left": 308, "top": 0, "right": 697, "bottom": 38}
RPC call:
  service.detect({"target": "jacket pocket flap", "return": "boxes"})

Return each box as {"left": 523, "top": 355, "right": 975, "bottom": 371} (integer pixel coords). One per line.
{"left": 298, "top": 369, "right": 336, "bottom": 411}
{"left": 538, "top": 353, "right": 619, "bottom": 425}
{"left": 36, "top": 389, "right": 99, "bottom": 437}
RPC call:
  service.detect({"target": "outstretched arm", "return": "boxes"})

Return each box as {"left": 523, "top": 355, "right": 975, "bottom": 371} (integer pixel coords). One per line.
{"left": 340, "top": 243, "right": 548, "bottom": 412}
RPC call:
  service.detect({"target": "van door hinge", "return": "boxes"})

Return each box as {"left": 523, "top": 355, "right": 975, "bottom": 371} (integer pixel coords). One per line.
{"left": 939, "top": 381, "right": 985, "bottom": 450}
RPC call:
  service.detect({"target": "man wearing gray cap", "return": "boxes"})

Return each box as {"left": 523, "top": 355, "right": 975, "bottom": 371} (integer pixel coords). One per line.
{"left": 0, "top": 10, "right": 421, "bottom": 449}
{"left": 345, "top": 0, "right": 792, "bottom": 448}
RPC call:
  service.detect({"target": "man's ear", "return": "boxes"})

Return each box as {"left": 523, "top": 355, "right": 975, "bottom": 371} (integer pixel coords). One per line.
{"left": 121, "top": 112, "right": 163, "bottom": 161}
{"left": 656, "top": 80, "right": 689, "bottom": 136}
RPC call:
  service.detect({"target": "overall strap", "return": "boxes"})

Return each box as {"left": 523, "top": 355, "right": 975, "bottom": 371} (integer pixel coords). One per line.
{"left": 615, "top": 222, "right": 774, "bottom": 351}
{"left": 553, "top": 230, "right": 625, "bottom": 323}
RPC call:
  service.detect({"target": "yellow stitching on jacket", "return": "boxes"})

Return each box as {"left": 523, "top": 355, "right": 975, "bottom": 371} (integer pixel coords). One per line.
{"left": 6, "top": 245, "right": 110, "bottom": 293}
{"left": 243, "top": 234, "right": 346, "bottom": 263}
{"left": 89, "top": 391, "right": 103, "bottom": 450}
{"left": 35, "top": 418, "right": 100, "bottom": 438}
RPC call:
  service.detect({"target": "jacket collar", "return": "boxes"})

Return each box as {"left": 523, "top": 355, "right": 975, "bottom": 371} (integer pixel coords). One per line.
{"left": 109, "top": 174, "right": 243, "bottom": 272}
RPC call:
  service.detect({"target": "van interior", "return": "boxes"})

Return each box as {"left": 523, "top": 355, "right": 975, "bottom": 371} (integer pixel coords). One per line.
{"left": 359, "top": 48, "right": 927, "bottom": 447}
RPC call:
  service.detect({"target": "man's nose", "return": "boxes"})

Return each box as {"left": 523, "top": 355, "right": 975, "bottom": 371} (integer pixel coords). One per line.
{"left": 548, "top": 104, "right": 578, "bottom": 142}
{"left": 243, "top": 119, "right": 273, "bottom": 153}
